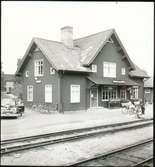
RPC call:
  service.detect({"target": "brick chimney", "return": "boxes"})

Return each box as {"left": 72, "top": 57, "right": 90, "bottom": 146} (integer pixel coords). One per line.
{"left": 61, "top": 26, "right": 73, "bottom": 48}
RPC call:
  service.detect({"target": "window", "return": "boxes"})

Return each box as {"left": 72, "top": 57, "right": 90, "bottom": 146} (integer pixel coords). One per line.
{"left": 34, "top": 59, "right": 43, "bottom": 76}
{"left": 27, "top": 85, "right": 33, "bottom": 101}
{"left": 102, "top": 86, "right": 117, "bottom": 100}
{"left": 120, "top": 89, "right": 126, "bottom": 99}
{"left": 70, "top": 85, "right": 80, "bottom": 103}
{"left": 50, "top": 67, "right": 55, "bottom": 75}
{"left": 145, "top": 89, "right": 150, "bottom": 93}
{"left": 121, "top": 67, "right": 126, "bottom": 75}
{"left": 45, "top": 85, "right": 52, "bottom": 103}
{"left": 25, "top": 71, "right": 29, "bottom": 77}
{"left": 103, "top": 62, "right": 116, "bottom": 78}
{"left": 131, "top": 87, "right": 138, "bottom": 99}
{"left": 91, "top": 64, "right": 97, "bottom": 72}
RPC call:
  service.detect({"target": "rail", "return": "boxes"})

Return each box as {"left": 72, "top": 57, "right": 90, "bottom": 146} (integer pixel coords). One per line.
{"left": 67, "top": 138, "right": 153, "bottom": 166}
{"left": 1, "top": 119, "right": 153, "bottom": 155}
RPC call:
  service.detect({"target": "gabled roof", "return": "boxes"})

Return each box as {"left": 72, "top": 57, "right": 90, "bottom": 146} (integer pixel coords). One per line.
{"left": 74, "top": 29, "right": 135, "bottom": 70}
{"left": 129, "top": 63, "right": 150, "bottom": 78}
{"left": 3, "top": 74, "right": 15, "bottom": 82}
{"left": 16, "top": 28, "right": 148, "bottom": 78}
{"left": 74, "top": 29, "right": 114, "bottom": 65}
{"left": 16, "top": 38, "right": 92, "bottom": 74}
{"left": 144, "top": 77, "right": 153, "bottom": 88}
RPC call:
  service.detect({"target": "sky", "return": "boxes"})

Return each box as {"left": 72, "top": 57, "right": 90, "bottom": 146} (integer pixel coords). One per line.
{"left": 1, "top": 1, "right": 154, "bottom": 76}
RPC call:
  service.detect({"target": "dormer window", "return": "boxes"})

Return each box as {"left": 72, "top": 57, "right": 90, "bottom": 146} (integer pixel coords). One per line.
{"left": 121, "top": 67, "right": 126, "bottom": 75}
{"left": 34, "top": 59, "right": 43, "bottom": 77}
{"left": 25, "top": 71, "right": 29, "bottom": 77}
{"left": 50, "top": 67, "right": 55, "bottom": 75}
{"left": 92, "top": 64, "right": 97, "bottom": 73}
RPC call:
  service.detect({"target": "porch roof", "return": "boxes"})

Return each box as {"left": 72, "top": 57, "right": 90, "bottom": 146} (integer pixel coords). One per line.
{"left": 87, "top": 76, "right": 140, "bottom": 86}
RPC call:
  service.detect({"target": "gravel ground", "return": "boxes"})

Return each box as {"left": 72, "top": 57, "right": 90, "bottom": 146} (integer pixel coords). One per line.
{"left": 1, "top": 104, "right": 153, "bottom": 140}
{"left": 1, "top": 125, "right": 153, "bottom": 166}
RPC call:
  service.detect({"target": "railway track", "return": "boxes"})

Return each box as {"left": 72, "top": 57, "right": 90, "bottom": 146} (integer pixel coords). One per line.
{"left": 132, "top": 157, "right": 153, "bottom": 167}
{"left": 1, "top": 118, "right": 153, "bottom": 155}
{"left": 67, "top": 138, "right": 153, "bottom": 167}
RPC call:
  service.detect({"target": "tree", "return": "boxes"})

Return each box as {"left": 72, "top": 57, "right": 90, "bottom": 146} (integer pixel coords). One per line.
{"left": 12, "top": 82, "right": 23, "bottom": 99}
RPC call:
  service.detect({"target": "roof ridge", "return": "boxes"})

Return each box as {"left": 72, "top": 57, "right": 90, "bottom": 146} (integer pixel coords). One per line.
{"left": 33, "top": 37, "right": 62, "bottom": 44}
{"left": 74, "top": 28, "right": 114, "bottom": 41}
{"left": 32, "top": 28, "right": 114, "bottom": 44}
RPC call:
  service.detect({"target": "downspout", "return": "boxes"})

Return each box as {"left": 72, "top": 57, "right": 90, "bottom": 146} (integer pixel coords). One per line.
{"left": 58, "top": 70, "right": 63, "bottom": 113}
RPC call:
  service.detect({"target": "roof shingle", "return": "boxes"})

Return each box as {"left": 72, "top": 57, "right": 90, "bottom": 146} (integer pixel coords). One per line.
{"left": 16, "top": 28, "right": 149, "bottom": 79}
{"left": 144, "top": 77, "right": 153, "bottom": 88}
{"left": 129, "top": 63, "right": 149, "bottom": 78}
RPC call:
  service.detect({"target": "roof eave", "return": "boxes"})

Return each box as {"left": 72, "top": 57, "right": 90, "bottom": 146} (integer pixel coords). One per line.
{"left": 87, "top": 29, "right": 114, "bottom": 66}
{"left": 15, "top": 38, "right": 59, "bottom": 75}
{"left": 129, "top": 74, "right": 150, "bottom": 78}
{"left": 59, "top": 69, "right": 92, "bottom": 73}
{"left": 84, "top": 29, "right": 135, "bottom": 70}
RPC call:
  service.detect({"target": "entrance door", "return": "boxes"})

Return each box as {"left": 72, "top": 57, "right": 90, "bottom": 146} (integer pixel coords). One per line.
{"left": 90, "top": 88, "right": 98, "bottom": 107}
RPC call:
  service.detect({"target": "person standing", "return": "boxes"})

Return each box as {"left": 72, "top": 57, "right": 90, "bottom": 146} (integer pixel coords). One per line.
{"left": 140, "top": 100, "right": 145, "bottom": 115}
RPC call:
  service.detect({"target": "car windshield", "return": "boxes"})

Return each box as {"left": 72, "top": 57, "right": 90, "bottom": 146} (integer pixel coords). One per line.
{"left": 1, "top": 98, "right": 16, "bottom": 106}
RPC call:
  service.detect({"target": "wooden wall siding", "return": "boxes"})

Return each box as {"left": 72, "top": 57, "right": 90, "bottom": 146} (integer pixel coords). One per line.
{"left": 130, "top": 77, "right": 144, "bottom": 100}
{"left": 61, "top": 73, "right": 87, "bottom": 111}
{"left": 87, "top": 41, "right": 144, "bottom": 106}
{"left": 20, "top": 39, "right": 145, "bottom": 110}
{"left": 88, "top": 42, "right": 130, "bottom": 80}
{"left": 144, "top": 88, "right": 153, "bottom": 103}
{"left": 22, "top": 51, "right": 59, "bottom": 107}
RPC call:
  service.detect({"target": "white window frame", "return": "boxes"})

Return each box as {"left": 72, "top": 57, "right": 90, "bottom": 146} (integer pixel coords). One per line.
{"left": 34, "top": 59, "right": 43, "bottom": 77}
{"left": 131, "top": 86, "right": 139, "bottom": 99}
{"left": 103, "top": 62, "right": 116, "bottom": 78}
{"left": 91, "top": 64, "right": 97, "bottom": 73}
{"left": 102, "top": 86, "right": 118, "bottom": 101}
{"left": 45, "top": 84, "right": 52, "bottom": 103}
{"left": 120, "top": 88, "right": 126, "bottom": 99}
{"left": 70, "top": 85, "right": 80, "bottom": 103}
{"left": 121, "top": 67, "right": 126, "bottom": 75}
{"left": 27, "top": 85, "right": 33, "bottom": 101}
{"left": 50, "top": 67, "right": 55, "bottom": 75}
{"left": 25, "top": 71, "right": 29, "bottom": 77}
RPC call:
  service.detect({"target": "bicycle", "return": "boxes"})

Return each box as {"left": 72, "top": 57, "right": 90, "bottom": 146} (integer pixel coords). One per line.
{"left": 38, "top": 103, "right": 50, "bottom": 114}
{"left": 134, "top": 104, "right": 143, "bottom": 118}
{"left": 121, "top": 101, "right": 136, "bottom": 115}
{"left": 31, "top": 103, "right": 58, "bottom": 114}
{"left": 31, "top": 104, "right": 37, "bottom": 112}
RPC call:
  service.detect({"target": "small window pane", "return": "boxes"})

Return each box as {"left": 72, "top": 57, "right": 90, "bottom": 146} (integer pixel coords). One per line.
{"left": 92, "top": 64, "right": 97, "bottom": 72}
{"left": 34, "top": 59, "right": 43, "bottom": 76}
{"left": 121, "top": 67, "right": 126, "bottom": 75}
{"left": 25, "top": 71, "right": 29, "bottom": 77}
{"left": 50, "top": 67, "right": 55, "bottom": 75}
{"left": 102, "top": 86, "right": 117, "bottom": 100}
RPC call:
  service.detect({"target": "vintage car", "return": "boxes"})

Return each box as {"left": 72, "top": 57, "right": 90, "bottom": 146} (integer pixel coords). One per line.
{"left": 1, "top": 97, "right": 24, "bottom": 118}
